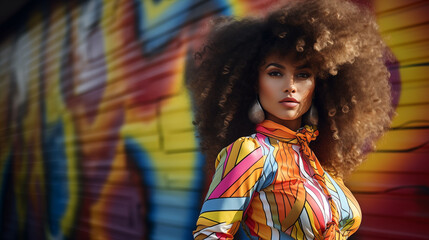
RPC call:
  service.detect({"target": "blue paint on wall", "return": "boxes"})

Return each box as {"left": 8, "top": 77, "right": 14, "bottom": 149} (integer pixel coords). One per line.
{"left": 134, "top": 0, "right": 233, "bottom": 54}
{"left": 124, "top": 137, "right": 205, "bottom": 239}
{"left": 43, "top": 121, "right": 69, "bottom": 239}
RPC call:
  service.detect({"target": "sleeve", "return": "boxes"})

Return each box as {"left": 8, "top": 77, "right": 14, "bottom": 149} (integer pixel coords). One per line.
{"left": 193, "top": 136, "right": 266, "bottom": 240}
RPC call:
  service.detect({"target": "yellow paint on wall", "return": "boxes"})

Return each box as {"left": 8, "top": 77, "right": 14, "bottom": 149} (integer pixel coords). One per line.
{"left": 391, "top": 104, "right": 429, "bottom": 128}
{"left": 389, "top": 42, "right": 429, "bottom": 66}
{"left": 160, "top": 87, "right": 192, "bottom": 114}
{"left": 160, "top": 110, "right": 194, "bottom": 133}
{"left": 372, "top": 128, "right": 429, "bottom": 151}
{"left": 383, "top": 24, "right": 429, "bottom": 48}
{"left": 44, "top": 5, "right": 67, "bottom": 125}
{"left": 100, "top": 0, "right": 117, "bottom": 28}
{"left": 90, "top": 145, "right": 128, "bottom": 240}
{"left": 60, "top": 111, "right": 79, "bottom": 236}
{"left": 376, "top": 2, "right": 429, "bottom": 33}
{"left": 150, "top": 151, "right": 197, "bottom": 169}
{"left": 371, "top": 1, "right": 429, "bottom": 158}
{"left": 122, "top": 120, "right": 161, "bottom": 151}
{"left": 141, "top": 0, "right": 178, "bottom": 22}
{"left": 357, "top": 152, "right": 422, "bottom": 172}
{"left": 374, "top": 0, "right": 421, "bottom": 14}
{"left": 397, "top": 82, "right": 429, "bottom": 106}
{"left": 157, "top": 46, "right": 198, "bottom": 188}
{"left": 399, "top": 66, "right": 429, "bottom": 83}
{"left": 164, "top": 130, "right": 198, "bottom": 152}
{"left": 226, "top": 0, "right": 247, "bottom": 17}
{"left": 122, "top": 101, "right": 161, "bottom": 151}
{"left": 102, "top": 0, "right": 126, "bottom": 85}
{"left": 155, "top": 169, "right": 198, "bottom": 189}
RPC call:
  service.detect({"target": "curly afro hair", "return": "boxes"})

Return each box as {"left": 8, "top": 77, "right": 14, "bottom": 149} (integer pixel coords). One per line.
{"left": 188, "top": 0, "right": 394, "bottom": 179}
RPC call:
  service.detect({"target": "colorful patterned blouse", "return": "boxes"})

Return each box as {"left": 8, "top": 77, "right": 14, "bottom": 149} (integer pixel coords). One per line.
{"left": 193, "top": 120, "right": 361, "bottom": 240}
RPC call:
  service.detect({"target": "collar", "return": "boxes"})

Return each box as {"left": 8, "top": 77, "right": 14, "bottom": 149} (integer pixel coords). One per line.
{"left": 255, "top": 120, "right": 319, "bottom": 144}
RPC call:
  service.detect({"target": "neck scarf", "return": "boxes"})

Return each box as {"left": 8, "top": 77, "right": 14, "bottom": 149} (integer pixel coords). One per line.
{"left": 256, "top": 120, "right": 340, "bottom": 239}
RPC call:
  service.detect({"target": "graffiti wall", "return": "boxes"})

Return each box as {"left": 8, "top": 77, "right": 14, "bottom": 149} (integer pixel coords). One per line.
{"left": 0, "top": 0, "right": 427, "bottom": 239}
{"left": 347, "top": 1, "right": 429, "bottom": 239}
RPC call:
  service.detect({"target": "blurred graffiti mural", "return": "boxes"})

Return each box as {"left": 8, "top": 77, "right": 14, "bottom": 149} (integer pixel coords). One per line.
{"left": 0, "top": 0, "right": 427, "bottom": 239}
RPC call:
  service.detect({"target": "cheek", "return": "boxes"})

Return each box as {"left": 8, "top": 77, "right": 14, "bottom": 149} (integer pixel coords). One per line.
{"left": 258, "top": 78, "right": 277, "bottom": 112}
{"left": 301, "top": 82, "right": 316, "bottom": 107}
{"left": 258, "top": 76, "right": 273, "bottom": 99}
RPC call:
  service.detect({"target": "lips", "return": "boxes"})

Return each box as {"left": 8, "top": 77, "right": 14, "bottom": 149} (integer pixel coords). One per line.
{"left": 280, "top": 97, "right": 299, "bottom": 103}
{"left": 279, "top": 97, "right": 299, "bottom": 108}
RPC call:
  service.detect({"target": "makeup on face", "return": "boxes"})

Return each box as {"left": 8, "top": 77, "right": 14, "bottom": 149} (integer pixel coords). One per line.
{"left": 258, "top": 53, "right": 316, "bottom": 130}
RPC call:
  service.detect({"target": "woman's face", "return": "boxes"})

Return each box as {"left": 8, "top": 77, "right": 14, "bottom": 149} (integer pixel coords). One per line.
{"left": 258, "top": 53, "right": 316, "bottom": 130}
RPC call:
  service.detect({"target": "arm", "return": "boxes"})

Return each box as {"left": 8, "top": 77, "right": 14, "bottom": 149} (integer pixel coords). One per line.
{"left": 193, "top": 137, "right": 265, "bottom": 239}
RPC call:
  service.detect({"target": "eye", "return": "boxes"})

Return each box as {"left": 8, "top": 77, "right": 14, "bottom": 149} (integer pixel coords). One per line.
{"left": 268, "top": 71, "right": 283, "bottom": 77}
{"left": 296, "top": 72, "right": 312, "bottom": 79}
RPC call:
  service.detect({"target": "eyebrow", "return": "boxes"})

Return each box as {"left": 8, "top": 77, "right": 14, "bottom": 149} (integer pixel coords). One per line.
{"left": 265, "top": 63, "right": 285, "bottom": 69}
{"left": 265, "top": 62, "right": 311, "bottom": 70}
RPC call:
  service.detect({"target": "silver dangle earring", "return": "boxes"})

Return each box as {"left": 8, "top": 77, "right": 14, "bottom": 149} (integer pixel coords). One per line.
{"left": 305, "top": 104, "right": 319, "bottom": 126}
{"left": 249, "top": 99, "right": 265, "bottom": 124}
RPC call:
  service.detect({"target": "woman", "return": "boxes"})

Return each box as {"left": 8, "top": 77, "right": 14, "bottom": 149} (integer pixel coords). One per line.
{"left": 189, "top": 0, "right": 393, "bottom": 239}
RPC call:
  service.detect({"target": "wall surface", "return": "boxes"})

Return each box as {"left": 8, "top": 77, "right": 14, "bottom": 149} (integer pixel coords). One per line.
{"left": 0, "top": 0, "right": 427, "bottom": 240}
{"left": 347, "top": 1, "right": 429, "bottom": 239}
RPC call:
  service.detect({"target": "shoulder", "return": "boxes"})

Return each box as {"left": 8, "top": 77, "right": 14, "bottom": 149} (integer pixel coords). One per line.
{"left": 215, "top": 135, "right": 263, "bottom": 169}
{"left": 232, "top": 135, "right": 262, "bottom": 151}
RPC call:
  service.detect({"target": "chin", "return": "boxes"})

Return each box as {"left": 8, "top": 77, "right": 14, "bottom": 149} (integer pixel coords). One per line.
{"left": 276, "top": 115, "right": 298, "bottom": 121}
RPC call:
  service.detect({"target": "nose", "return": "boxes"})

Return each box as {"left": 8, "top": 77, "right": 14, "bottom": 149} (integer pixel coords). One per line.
{"left": 283, "top": 75, "right": 296, "bottom": 93}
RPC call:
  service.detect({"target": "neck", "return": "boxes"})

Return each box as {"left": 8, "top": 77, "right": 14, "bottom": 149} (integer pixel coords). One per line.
{"left": 265, "top": 115, "right": 302, "bottom": 131}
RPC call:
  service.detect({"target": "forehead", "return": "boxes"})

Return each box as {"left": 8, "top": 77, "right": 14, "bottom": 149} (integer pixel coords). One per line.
{"left": 263, "top": 52, "right": 308, "bottom": 68}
